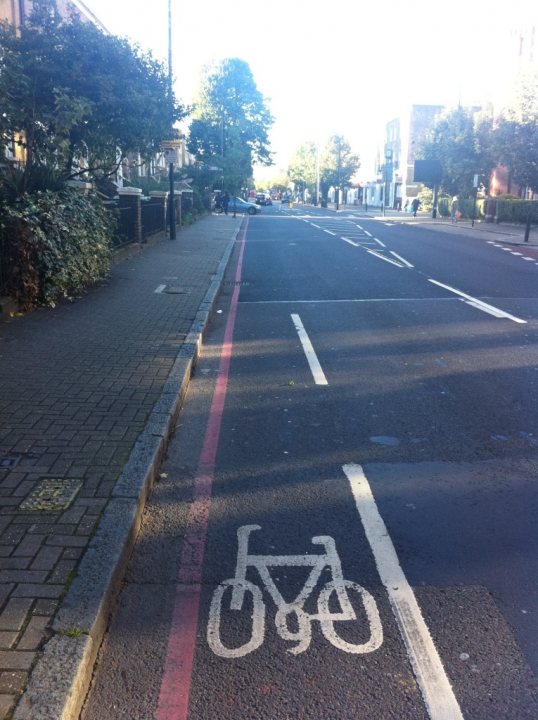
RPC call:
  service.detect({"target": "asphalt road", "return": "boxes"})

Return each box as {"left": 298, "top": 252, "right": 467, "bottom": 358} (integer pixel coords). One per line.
{"left": 80, "top": 206, "right": 538, "bottom": 719}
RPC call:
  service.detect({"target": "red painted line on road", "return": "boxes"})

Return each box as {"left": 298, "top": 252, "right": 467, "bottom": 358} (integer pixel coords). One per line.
{"left": 155, "top": 220, "right": 248, "bottom": 720}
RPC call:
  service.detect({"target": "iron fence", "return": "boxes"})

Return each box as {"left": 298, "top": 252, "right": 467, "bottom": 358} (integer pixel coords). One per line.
{"left": 141, "top": 198, "right": 166, "bottom": 237}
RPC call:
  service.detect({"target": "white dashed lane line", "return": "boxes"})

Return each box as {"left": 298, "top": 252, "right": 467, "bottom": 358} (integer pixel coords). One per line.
{"left": 291, "top": 313, "right": 328, "bottom": 386}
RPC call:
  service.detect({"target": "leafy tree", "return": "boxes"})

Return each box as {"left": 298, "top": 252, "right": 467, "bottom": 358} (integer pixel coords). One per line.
{"left": 187, "top": 58, "right": 273, "bottom": 193}
{"left": 0, "top": 0, "right": 184, "bottom": 188}
{"left": 319, "top": 135, "right": 360, "bottom": 199}
{"left": 288, "top": 142, "right": 317, "bottom": 197}
{"left": 419, "top": 106, "right": 496, "bottom": 197}
{"left": 492, "top": 70, "right": 538, "bottom": 194}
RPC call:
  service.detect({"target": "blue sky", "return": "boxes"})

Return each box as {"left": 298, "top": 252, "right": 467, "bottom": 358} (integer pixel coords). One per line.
{"left": 83, "top": 0, "right": 537, "bottom": 179}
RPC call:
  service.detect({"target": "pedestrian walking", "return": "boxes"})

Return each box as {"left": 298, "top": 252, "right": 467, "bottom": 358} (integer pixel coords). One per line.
{"left": 451, "top": 196, "right": 459, "bottom": 224}
{"left": 411, "top": 198, "right": 420, "bottom": 217}
{"left": 221, "top": 191, "right": 230, "bottom": 215}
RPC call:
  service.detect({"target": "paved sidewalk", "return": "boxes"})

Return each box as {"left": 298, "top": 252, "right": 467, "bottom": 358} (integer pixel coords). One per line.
{"left": 0, "top": 213, "right": 243, "bottom": 720}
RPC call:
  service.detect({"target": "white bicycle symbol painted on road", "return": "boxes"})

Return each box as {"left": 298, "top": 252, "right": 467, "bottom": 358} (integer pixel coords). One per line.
{"left": 207, "top": 524, "right": 383, "bottom": 658}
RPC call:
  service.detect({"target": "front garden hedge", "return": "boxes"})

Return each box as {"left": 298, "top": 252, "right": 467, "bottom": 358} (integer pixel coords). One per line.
{"left": 0, "top": 190, "right": 113, "bottom": 309}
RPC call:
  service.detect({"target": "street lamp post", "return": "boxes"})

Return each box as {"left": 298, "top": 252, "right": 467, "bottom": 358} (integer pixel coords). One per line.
{"left": 384, "top": 148, "right": 393, "bottom": 216}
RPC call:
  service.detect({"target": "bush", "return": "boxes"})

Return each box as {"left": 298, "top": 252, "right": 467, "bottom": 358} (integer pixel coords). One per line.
{"left": 493, "top": 199, "right": 538, "bottom": 224}
{"left": 0, "top": 190, "right": 113, "bottom": 308}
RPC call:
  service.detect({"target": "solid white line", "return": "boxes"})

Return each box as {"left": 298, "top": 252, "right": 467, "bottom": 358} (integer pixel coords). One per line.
{"left": 390, "top": 251, "right": 414, "bottom": 268}
{"left": 428, "top": 279, "right": 526, "bottom": 323}
{"left": 343, "top": 464, "right": 464, "bottom": 720}
{"left": 367, "top": 249, "right": 403, "bottom": 267}
{"left": 290, "top": 314, "right": 328, "bottom": 385}
{"left": 154, "top": 284, "right": 166, "bottom": 294}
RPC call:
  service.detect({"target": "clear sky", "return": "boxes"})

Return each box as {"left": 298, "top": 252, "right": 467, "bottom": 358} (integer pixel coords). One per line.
{"left": 82, "top": 0, "right": 537, "bottom": 181}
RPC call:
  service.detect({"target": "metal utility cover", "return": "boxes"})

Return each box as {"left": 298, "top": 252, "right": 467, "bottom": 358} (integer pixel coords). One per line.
{"left": 20, "top": 478, "right": 83, "bottom": 511}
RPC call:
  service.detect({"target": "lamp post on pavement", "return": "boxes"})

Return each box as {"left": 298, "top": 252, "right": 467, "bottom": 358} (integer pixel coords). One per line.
{"left": 384, "top": 147, "right": 393, "bottom": 216}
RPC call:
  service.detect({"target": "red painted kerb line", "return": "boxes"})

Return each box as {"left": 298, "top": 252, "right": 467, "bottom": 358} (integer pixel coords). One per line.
{"left": 155, "top": 219, "right": 249, "bottom": 720}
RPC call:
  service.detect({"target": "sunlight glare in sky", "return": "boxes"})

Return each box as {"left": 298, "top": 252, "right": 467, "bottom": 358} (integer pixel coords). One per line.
{"left": 82, "top": 0, "right": 537, "bottom": 179}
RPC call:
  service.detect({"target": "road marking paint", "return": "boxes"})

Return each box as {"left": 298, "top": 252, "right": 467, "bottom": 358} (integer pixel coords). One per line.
{"left": 428, "top": 279, "right": 526, "bottom": 323}
{"left": 389, "top": 251, "right": 414, "bottom": 268}
{"left": 522, "top": 257, "right": 535, "bottom": 261}
{"left": 311, "top": 223, "right": 321, "bottom": 229}
{"left": 373, "top": 237, "right": 386, "bottom": 247}
{"left": 208, "top": 525, "right": 383, "bottom": 658}
{"left": 324, "top": 229, "right": 336, "bottom": 236}
{"left": 291, "top": 313, "right": 328, "bottom": 385}
{"left": 155, "top": 220, "right": 249, "bottom": 720}
{"left": 501, "top": 247, "right": 512, "bottom": 251}
{"left": 362, "top": 229, "right": 373, "bottom": 237}
{"left": 367, "top": 249, "right": 403, "bottom": 267}
{"left": 511, "top": 251, "right": 523, "bottom": 256}
{"left": 154, "top": 284, "right": 166, "bottom": 294}
{"left": 342, "top": 237, "right": 360, "bottom": 247}
{"left": 343, "top": 464, "right": 464, "bottom": 720}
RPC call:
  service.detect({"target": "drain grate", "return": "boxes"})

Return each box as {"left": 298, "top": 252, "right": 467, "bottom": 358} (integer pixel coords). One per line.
{"left": 0, "top": 455, "right": 20, "bottom": 470}
{"left": 223, "top": 281, "right": 250, "bottom": 287}
{"left": 19, "top": 478, "right": 83, "bottom": 512}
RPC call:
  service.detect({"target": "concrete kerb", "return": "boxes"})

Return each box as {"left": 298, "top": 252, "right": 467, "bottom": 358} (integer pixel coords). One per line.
{"left": 12, "top": 221, "right": 243, "bottom": 720}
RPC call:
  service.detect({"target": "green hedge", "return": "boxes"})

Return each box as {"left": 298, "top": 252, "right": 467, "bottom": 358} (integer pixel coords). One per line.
{"left": 492, "top": 199, "right": 538, "bottom": 223}
{"left": 0, "top": 190, "right": 113, "bottom": 308}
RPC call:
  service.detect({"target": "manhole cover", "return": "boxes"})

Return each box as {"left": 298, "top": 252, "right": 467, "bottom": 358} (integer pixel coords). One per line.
{"left": 19, "top": 478, "right": 83, "bottom": 512}
{"left": 0, "top": 455, "right": 20, "bottom": 470}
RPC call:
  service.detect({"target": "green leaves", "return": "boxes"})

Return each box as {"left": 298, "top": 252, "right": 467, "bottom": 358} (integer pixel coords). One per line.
{"left": 0, "top": 190, "right": 113, "bottom": 308}
{"left": 1, "top": 0, "right": 185, "bottom": 180}
{"left": 187, "top": 58, "right": 273, "bottom": 192}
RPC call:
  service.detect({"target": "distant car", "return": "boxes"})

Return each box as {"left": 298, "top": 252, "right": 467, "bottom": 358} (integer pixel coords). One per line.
{"left": 255, "top": 193, "right": 272, "bottom": 206}
{"left": 229, "top": 197, "right": 262, "bottom": 215}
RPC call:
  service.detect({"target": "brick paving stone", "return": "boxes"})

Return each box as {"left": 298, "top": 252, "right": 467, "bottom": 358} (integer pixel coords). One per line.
{"left": 0, "top": 558, "right": 29, "bottom": 571}
{"left": 0, "top": 633, "right": 17, "bottom": 649}
{"left": 0, "top": 693, "right": 16, "bottom": 718}
{"left": 0, "top": 670, "right": 27, "bottom": 694}
{"left": 30, "top": 546, "right": 62, "bottom": 572}
{"left": 0, "top": 600, "right": 33, "bottom": 632}
{"left": 15, "top": 617, "right": 50, "bottom": 651}
{"left": 11, "top": 584, "right": 63, "bottom": 599}
{"left": 44, "top": 535, "right": 88, "bottom": 548}
{"left": 32, "top": 599, "right": 58, "bottom": 616}
{"left": 1, "top": 571, "right": 48, "bottom": 584}
{"left": 0, "top": 651, "right": 34, "bottom": 671}
{"left": 47, "top": 560, "right": 76, "bottom": 585}
{"left": 13, "top": 530, "right": 44, "bottom": 557}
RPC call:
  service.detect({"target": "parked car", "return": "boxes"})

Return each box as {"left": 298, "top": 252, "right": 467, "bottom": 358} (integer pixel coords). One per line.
{"left": 229, "top": 197, "right": 262, "bottom": 215}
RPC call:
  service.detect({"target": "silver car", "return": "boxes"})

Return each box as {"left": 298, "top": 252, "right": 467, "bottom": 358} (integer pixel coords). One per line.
{"left": 228, "top": 197, "right": 262, "bottom": 215}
